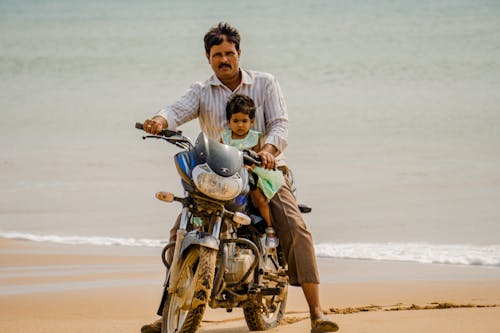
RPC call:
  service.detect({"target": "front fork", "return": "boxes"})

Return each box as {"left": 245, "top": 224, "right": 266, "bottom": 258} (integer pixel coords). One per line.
{"left": 157, "top": 205, "right": 223, "bottom": 315}
{"left": 165, "top": 206, "right": 189, "bottom": 294}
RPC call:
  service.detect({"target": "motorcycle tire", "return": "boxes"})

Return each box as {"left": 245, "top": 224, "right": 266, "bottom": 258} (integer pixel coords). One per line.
{"left": 162, "top": 246, "right": 217, "bottom": 333}
{"left": 243, "top": 248, "right": 288, "bottom": 330}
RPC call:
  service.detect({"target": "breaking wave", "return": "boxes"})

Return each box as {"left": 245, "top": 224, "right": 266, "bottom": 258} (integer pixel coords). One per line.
{"left": 0, "top": 231, "right": 166, "bottom": 248}
{"left": 2, "top": 231, "right": 499, "bottom": 267}
{"left": 315, "top": 242, "right": 500, "bottom": 267}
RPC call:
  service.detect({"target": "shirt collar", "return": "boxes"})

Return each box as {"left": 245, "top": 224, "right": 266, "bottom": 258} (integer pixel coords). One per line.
{"left": 240, "top": 69, "right": 254, "bottom": 85}
{"left": 208, "top": 69, "right": 254, "bottom": 87}
{"left": 207, "top": 74, "right": 223, "bottom": 86}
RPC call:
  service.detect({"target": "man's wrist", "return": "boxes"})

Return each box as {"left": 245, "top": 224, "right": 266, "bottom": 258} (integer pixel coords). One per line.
{"left": 261, "top": 143, "right": 279, "bottom": 157}
{"left": 263, "top": 135, "right": 287, "bottom": 155}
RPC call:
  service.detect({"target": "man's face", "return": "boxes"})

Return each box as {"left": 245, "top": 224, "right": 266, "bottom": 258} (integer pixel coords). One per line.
{"left": 207, "top": 39, "right": 241, "bottom": 82}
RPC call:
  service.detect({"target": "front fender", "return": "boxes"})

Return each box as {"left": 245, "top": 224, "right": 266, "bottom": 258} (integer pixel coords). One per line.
{"left": 180, "top": 231, "right": 219, "bottom": 256}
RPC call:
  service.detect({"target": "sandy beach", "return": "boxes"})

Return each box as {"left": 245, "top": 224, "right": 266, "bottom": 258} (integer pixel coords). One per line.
{"left": 1, "top": 239, "right": 499, "bottom": 333}
{"left": 2, "top": 1, "right": 500, "bottom": 333}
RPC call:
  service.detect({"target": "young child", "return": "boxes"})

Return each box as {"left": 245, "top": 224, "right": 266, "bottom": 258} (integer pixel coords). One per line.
{"left": 221, "top": 94, "right": 285, "bottom": 248}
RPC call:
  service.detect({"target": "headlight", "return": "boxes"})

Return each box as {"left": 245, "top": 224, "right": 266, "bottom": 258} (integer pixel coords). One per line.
{"left": 192, "top": 164, "right": 244, "bottom": 201}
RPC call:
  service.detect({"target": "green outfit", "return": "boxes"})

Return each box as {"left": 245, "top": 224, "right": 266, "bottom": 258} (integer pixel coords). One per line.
{"left": 221, "top": 129, "right": 284, "bottom": 200}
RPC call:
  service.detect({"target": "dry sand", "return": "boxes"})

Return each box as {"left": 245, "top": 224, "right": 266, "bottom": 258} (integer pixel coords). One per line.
{"left": 1, "top": 239, "right": 499, "bottom": 333}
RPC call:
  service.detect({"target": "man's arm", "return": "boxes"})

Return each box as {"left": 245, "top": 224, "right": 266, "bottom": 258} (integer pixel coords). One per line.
{"left": 143, "top": 83, "right": 202, "bottom": 134}
{"left": 263, "top": 76, "right": 288, "bottom": 150}
{"left": 259, "top": 75, "right": 289, "bottom": 169}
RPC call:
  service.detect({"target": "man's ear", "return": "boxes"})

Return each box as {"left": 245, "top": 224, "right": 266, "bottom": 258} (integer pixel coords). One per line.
{"left": 206, "top": 52, "right": 211, "bottom": 63}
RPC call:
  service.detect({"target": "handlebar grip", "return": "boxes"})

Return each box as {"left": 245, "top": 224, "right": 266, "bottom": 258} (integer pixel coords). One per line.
{"left": 135, "top": 122, "right": 183, "bottom": 137}
{"left": 243, "top": 152, "right": 261, "bottom": 166}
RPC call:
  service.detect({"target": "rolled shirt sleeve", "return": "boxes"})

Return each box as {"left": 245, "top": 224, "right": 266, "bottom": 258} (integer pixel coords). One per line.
{"left": 157, "top": 83, "right": 202, "bottom": 130}
{"left": 263, "top": 75, "right": 288, "bottom": 154}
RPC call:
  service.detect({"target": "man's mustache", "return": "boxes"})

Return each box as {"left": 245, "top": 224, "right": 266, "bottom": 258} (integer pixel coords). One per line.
{"left": 218, "top": 63, "right": 231, "bottom": 69}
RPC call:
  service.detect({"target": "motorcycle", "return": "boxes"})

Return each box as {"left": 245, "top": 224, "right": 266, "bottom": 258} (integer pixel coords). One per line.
{"left": 135, "top": 123, "right": 310, "bottom": 333}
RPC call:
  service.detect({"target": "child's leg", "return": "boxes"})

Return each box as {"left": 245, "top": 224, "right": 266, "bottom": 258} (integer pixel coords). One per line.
{"left": 251, "top": 188, "right": 272, "bottom": 227}
{"left": 251, "top": 188, "right": 279, "bottom": 247}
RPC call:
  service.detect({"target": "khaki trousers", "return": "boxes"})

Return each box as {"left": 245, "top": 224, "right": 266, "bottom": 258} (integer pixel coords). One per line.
{"left": 268, "top": 173, "right": 319, "bottom": 286}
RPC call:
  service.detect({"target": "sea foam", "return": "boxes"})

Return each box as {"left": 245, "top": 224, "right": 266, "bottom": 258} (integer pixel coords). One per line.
{"left": 1, "top": 231, "right": 499, "bottom": 267}
{"left": 315, "top": 242, "right": 500, "bottom": 267}
{"left": 0, "top": 231, "right": 165, "bottom": 248}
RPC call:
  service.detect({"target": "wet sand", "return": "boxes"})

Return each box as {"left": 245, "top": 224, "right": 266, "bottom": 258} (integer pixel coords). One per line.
{"left": 1, "top": 239, "right": 499, "bottom": 333}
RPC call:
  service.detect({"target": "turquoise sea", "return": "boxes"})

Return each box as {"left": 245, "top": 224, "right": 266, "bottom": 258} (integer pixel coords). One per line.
{"left": 1, "top": 0, "right": 500, "bottom": 266}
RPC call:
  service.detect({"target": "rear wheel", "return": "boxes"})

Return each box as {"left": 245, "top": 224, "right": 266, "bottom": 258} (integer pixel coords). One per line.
{"left": 243, "top": 247, "right": 288, "bottom": 330}
{"left": 162, "top": 246, "right": 216, "bottom": 333}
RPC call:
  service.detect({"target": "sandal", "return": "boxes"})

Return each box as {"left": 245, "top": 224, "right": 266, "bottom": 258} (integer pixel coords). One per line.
{"left": 311, "top": 316, "right": 339, "bottom": 333}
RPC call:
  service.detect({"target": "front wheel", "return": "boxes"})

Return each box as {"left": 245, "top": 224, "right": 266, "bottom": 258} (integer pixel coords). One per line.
{"left": 162, "top": 246, "right": 217, "bottom": 333}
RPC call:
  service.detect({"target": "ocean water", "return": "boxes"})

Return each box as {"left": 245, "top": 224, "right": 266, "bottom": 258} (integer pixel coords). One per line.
{"left": 1, "top": 0, "right": 500, "bottom": 267}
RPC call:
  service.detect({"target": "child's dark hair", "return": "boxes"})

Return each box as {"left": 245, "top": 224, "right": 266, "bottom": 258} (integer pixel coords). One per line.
{"left": 226, "top": 94, "right": 256, "bottom": 121}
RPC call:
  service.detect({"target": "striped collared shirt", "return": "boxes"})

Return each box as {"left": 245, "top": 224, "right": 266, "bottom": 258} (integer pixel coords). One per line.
{"left": 157, "top": 69, "right": 289, "bottom": 161}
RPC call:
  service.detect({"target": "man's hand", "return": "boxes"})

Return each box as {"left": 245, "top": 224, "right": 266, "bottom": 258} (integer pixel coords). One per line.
{"left": 143, "top": 116, "right": 167, "bottom": 135}
{"left": 258, "top": 144, "right": 278, "bottom": 170}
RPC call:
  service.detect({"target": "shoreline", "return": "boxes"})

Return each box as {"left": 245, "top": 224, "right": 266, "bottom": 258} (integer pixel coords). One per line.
{"left": 2, "top": 232, "right": 499, "bottom": 268}
{"left": 1, "top": 239, "right": 500, "bottom": 332}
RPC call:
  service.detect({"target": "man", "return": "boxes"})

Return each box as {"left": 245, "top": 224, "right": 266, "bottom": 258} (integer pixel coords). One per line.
{"left": 141, "top": 22, "right": 338, "bottom": 333}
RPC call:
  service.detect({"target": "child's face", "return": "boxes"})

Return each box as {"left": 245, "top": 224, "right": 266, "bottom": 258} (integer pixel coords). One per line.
{"left": 228, "top": 112, "right": 254, "bottom": 138}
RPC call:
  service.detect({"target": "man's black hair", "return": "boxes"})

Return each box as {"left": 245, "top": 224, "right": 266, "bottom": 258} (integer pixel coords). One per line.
{"left": 226, "top": 94, "right": 256, "bottom": 121}
{"left": 204, "top": 22, "right": 241, "bottom": 54}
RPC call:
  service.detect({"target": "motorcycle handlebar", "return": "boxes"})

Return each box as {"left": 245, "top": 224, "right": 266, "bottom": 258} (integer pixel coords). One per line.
{"left": 243, "top": 150, "right": 262, "bottom": 166}
{"left": 135, "top": 122, "right": 182, "bottom": 137}
{"left": 137, "top": 122, "right": 261, "bottom": 165}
